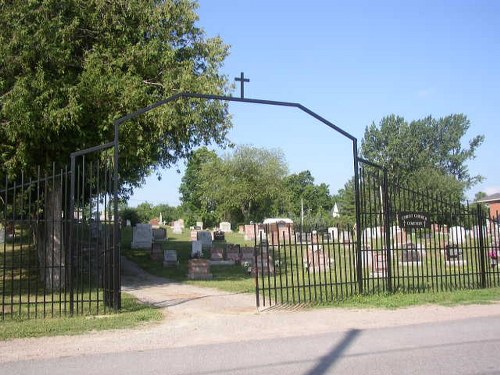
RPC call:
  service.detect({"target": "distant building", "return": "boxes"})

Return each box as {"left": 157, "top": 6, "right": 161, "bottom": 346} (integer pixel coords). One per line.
{"left": 477, "top": 193, "right": 500, "bottom": 218}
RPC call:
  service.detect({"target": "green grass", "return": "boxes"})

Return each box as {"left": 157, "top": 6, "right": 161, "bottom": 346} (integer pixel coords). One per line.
{"left": 326, "top": 287, "right": 500, "bottom": 309}
{"left": 0, "top": 293, "right": 163, "bottom": 341}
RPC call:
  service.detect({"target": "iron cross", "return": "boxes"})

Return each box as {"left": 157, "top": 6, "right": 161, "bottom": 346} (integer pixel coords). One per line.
{"left": 235, "top": 72, "right": 250, "bottom": 98}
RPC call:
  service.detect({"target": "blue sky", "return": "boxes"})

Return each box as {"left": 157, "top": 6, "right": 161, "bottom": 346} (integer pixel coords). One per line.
{"left": 129, "top": 0, "right": 500, "bottom": 207}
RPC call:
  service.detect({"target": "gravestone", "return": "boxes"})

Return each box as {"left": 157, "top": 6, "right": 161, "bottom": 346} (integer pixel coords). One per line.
{"left": 210, "top": 247, "right": 224, "bottom": 261}
{"left": 153, "top": 227, "right": 167, "bottom": 242}
{"left": 126, "top": 220, "right": 131, "bottom": 227}
{"left": 213, "top": 230, "right": 225, "bottom": 241}
{"left": 197, "top": 231, "right": 213, "bottom": 248}
{"left": 190, "top": 230, "right": 198, "bottom": 241}
{"left": 90, "top": 221, "right": 102, "bottom": 239}
{"left": 150, "top": 218, "right": 160, "bottom": 229}
{"left": 219, "top": 221, "right": 232, "bottom": 233}
{"left": 296, "top": 232, "right": 311, "bottom": 244}
{"left": 191, "top": 240, "right": 203, "bottom": 258}
{"left": 371, "top": 251, "right": 387, "bottom": 277}
{"left": 238, "top": 225, "right": 245, "bottom": 234}
{"left": 187, "top": 259, "right": 212, "bottom": 279}
{"left": 339, "top": 230, "right": 352, "bottom": 244}
{"left": 151, "top": 242, "right": 163, "bottom": 261}
{"left": 0, "top": 228, "right": 4, "bottom": 244}
{"left": 390, "top": 226, "right": 407, "bottom": 246}
{"left": 401, "top": 243, "right": 421, "bottom": 263}
{"left": 449, "top": 226, "right": 466, "bottom": 246}
{"left": 163, "top": 250, "right": 178, "bottom": 267}
{"left": 240, "top": 247, "right": 255, "bottom": 266}
{"left": 173, "top": 221, "right": 183, "bottom": 234}
{"left": 304, "top": 246, "right": 332, "bottom": 273}
{"left": 328, "top": 227, "right": 339, "bottom": 242}
{"left": 196, "top": 221, "right": 204, "bottom": 230}
{"left": 226, "top": 244, "right": 241, "bottom": 263}
{"left": 445, "top": 244, "right": 466, "bottom": 265}
{"left": 244, "top": 224, "right": 256, "bottom": 241}
{"left": 131, "top": 223, "right": 153, "bottom": 249}
{"left": 252, "top": 255, "right": 275, "bottom": 276}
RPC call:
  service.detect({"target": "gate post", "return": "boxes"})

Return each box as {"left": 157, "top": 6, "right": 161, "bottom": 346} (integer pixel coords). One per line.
{"left": 477, "top": 205, "right": 487, "bottom": 289}
{"left": 353, "top": 142, "right": 363, "bottom": 294}
{"left": 382, "top": 168, "right": 393, "bottom": 293}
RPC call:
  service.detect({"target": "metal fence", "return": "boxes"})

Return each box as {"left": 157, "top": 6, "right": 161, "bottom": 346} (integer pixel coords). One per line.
{"left": 1, "top": 156, "right": 119, "bottom": 319}
{"left": 255, "top": 161, "right": 500, "bottom": 308}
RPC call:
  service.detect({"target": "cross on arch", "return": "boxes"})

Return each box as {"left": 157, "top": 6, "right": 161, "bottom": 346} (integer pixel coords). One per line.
{"left": 235, "top": 72, "right": 250, "bottom": 98}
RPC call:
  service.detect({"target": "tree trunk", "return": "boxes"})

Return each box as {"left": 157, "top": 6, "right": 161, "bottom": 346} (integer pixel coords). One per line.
{"left": 36, "top": 180, "right": 66, "bottom": 291}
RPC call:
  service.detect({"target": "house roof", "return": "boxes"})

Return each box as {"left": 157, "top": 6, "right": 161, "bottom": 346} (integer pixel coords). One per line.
{"left": 477, "top": 192, "right": 500, "bottom": 203}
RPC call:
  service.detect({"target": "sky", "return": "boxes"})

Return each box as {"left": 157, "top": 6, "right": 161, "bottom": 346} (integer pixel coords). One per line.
{"left": 129, "top": 0, "right": 500, "bottom": 207}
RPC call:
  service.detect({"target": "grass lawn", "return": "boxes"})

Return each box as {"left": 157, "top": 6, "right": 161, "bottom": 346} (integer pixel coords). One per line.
{"left": 0, "top": 293, "right": 163, "bottom": 341}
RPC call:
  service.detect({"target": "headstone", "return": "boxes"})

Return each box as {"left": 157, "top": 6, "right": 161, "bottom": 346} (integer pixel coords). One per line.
{"left": 401, "top": 243, "right": 421, "bottom": 263}
{"left": 163, "top": 250, "right": 178, "bottom": 267}
{"left": 173, "top": 221, "right": 183, "bottom": 234}
{"left": 150, "top": 218, "right": 160, "bottom": 229}
{"left": 371, "top": 251, "right": 387, "bottom": 277}
{"left": 187, "top": 259, "right": 212, "bottom": 279}
{"left": 0, "top": 228, "right": 4, "bottom": 244}
{"left": 213, "top": 230, "right": 225, "bottom": 241}
{"left": 244, "top": 224, "right": 256, "bottom": 241}
{"left": 151, "top": 242, "right": 163, "bottom": 261}
{"left": 210, "top": 247, "right": 224, "bottom": 261}
{"left": 296, "top": 232, "right": 311, "bottom": 244}
{"left": 226, "top": 244, "right": 241, "bottom": 263}
{"left": 196, "top": 221, "right": 204, "bottom": 230}
{"left": 191, "top": 240, "right": 203, "bottom": 258}
{"left": 197, "top": 231, "right": 213, "bottom": 248}
{"left": 190, "top": 230, "right": 198, "bottom": 241}
{"left": 252, "top": 255, "right": 275, "bottom": 276}
{"left": 339, "top": 230, "right": 352, "bottom": 244}
{"left": 240, "top": 247, "right": 255, "bottom": 266}
{"left": 303, "top": 246, "right": 332, "bottom": 273}
{"left": 238, "top": 225, "right": 245, "bottom": 234}
{"left": 219, "top": 221, "right": 232, "bottom": 233}
{"left": 153, "top": 227, "right": 167, "bottom": 242}
{"left": 328, "top": 227, "right": 339, "bottom": 242}
{"left": 445, "top": 244, "right": 466, "bottom": 266}
{"left": 131, "top": 224, "right": 153, "bottom": 249}
{"left": 362, "top": 226, "right": 383, "bottom": 244}
{"left": 449, "top": 226, "right": 466, "bottom": 245}
{"left": 390, "top": 226, "right": 407, "bottom": 246}
{"left": 126, "top": 220, "right": 131, "bottom": 227}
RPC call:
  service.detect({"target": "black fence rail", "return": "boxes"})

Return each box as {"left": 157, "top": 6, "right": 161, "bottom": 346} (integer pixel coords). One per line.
{"left": 254, "top": 162, "right": 500, "bottom": 307}
{"left": 1, "top": 157, "right": 118, "bottom": 320}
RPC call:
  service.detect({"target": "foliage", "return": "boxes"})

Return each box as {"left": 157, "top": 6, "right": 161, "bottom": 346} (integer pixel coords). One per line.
{"left": 0, "top": 0, "right": 231, "bottom": 191}
{"left": 360, "top": 114, "right": 484, "bottom": 200}
{"left": 122, "top": 202, "right": 180, "bottom": 224}
{"left": 198, "top": 145, "right": 289, "bottom": 224}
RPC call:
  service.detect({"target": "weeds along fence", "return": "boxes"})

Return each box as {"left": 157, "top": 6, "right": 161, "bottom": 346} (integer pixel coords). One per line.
{"left": 0, "top": 159, "right": 119, "bottom": 320}
{"left": 255, "top": 163, "right": 500, "bottom": 308}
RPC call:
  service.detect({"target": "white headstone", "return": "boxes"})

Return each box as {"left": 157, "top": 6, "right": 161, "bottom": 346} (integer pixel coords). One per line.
{"left": 328, "top": 227, "right": 339, "bottom": 241}
{"left": 191, "top": 240, "right": 203, "bottom": 257}
{"left": 196, "top": 221, "right": 204, "bottom": 230}
{"left": 219, "top": 221, "right": 232, "bottom": 233}
{"left": 173, "top": 221, "right": 183, "bottom": 234}
{"left": 126, "top": 220, "right": 131, "bottom": 227}
{"left": 449, "top": 226, "right": 466, "bottom": 245}
{"left": 197, "top": 231, "right": 213, "bottom": 248}
{"left": 131, "top": 224, "right": 153, "bottom": 249}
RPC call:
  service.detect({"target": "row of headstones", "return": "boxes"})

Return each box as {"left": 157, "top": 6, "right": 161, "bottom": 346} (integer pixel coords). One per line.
{"left": 131, "top": 223, "right": 168, "bottom": 249}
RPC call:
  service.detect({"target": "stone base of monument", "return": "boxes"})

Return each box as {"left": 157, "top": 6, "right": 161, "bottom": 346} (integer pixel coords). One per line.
{"left": 150, "top": 243, "right": 163, "bottom": 261}
{"left": 187, "top": 259, "right": 213, "bottom": 279}
{"left": 446, "top": 259, "right": 467, "bottom": 266}
{"left": 209, "top": 260, "right": 235, "bottom": 266}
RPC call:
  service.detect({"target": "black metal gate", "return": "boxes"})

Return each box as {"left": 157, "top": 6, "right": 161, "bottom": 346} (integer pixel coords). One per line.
{"left": 254, "top": 159, "right": 500, "bottom": 308}
{"left": 0, "top": 143, "right": 119, "bottom": 319}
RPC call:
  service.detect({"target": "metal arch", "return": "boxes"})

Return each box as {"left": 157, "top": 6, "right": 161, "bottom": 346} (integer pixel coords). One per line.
{"left": 112, "top": 92, "right": 364, "bottom": 294}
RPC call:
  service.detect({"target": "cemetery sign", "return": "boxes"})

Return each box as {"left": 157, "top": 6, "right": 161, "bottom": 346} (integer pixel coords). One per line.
{"left": 398, "top": 211, "right": 431, "bottom": 229}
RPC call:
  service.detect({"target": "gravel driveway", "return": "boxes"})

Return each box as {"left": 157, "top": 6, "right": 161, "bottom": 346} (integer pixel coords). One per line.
{"left": 1, "top": 257, "right": 499, "bottom": 363}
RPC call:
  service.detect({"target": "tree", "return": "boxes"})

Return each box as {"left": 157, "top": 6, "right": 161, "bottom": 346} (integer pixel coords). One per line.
{"left": 283, "top": 171, "right": 334, "bottom": 228}
{"left": 186, "top": 146, "right": 289, "bottom": 225}
{"left": 179, "top": 147, "right": 219, "bottom": 226}
{"left": 360, "top": 114, "right": 484, "bottom": 200}
{"left": 0, "top": 0, "right": 231, "bottom": 289}
{"left": 0, "top": 0, "right": 231, "bottom": 185}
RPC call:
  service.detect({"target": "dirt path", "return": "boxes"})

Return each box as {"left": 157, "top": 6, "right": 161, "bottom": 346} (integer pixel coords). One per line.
{"left": 1, "top": 257, "right": 499, "bottom": 363}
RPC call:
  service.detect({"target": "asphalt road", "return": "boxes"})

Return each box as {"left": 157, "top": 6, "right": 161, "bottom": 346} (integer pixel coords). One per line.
{"left": 3, "top": 315, "right": 500, "bottom": 375}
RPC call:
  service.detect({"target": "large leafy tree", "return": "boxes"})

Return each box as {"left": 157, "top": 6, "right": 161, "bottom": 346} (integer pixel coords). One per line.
{"left": 360, "top": 114, "right": 484, "bottom": 200}
{"left": 0, "top": 0, "right": 231, "bottom": 289}
{"left": 0, "top": 0, "right": 231, "bottom": 186}
{"left": 182, "top": 145, "right": 289, "bottom": 225}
